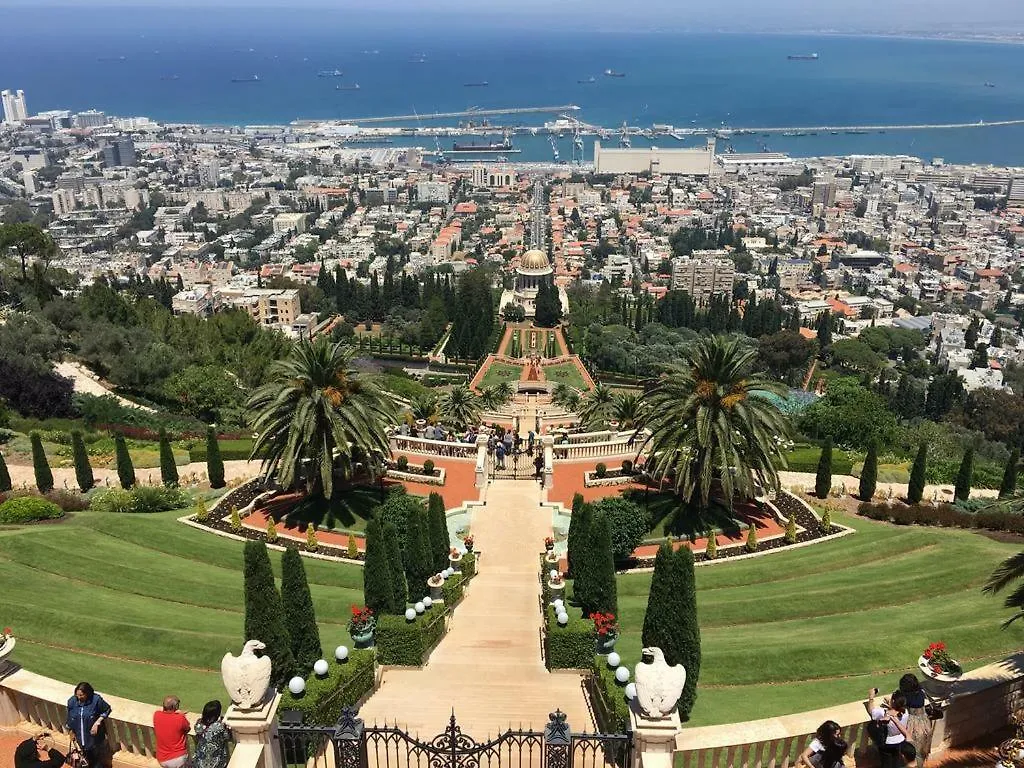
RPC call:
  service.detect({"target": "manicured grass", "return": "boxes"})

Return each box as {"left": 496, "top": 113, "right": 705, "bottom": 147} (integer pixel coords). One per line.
{"left": 0, "top": 508, "right": 364, "bottom": 708}
{"left": 478, "top": 362, "right": 523, "bottom": 389}
{"left": 543, "top": 362, "right": 588, "bottom": 391}
{"left": 586, "top": 513, "right": 1024, "bottom": 726}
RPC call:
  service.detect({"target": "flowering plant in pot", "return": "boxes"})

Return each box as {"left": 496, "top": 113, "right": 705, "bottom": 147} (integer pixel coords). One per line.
{"left": 0, "top": 627, "right": 13, "bottom": 660}
{"left": 449, "top": 547, "right": 462, "bottom": 563}
{"left": 592, "top": 612, "right": 619, "bottom": 654}
{"left": 920, "top": 642, "right": 962, "bottom": 677}
{"left": 544, "top": 536, "right": 555, "bottom": 551}
{"left": 348, "top": 606, "right": 376, "bottom": 648}
{"left": 463, "top": 535, "right": 474, "bottom": 552}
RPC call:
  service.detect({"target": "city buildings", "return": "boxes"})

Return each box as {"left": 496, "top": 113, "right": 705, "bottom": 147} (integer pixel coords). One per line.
{"left": 1, "top": 89, "right": 28, "bottom": 124}
{"left": 670, "top": 255, "right": 736, "bottom": 302}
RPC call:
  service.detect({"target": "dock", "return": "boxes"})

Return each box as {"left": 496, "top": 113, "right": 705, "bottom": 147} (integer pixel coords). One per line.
{"left": 309, "top": 105, "right": 581, "bottom": 125}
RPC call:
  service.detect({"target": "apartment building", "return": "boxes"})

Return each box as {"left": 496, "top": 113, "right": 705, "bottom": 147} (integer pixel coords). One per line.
{"left": 670, "top": 256, "right": 736, "bottom": 303}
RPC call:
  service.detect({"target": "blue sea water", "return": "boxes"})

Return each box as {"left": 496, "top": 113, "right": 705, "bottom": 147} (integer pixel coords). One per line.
{"left": 4, "top": 5, "right": 1024, "bottom": 164}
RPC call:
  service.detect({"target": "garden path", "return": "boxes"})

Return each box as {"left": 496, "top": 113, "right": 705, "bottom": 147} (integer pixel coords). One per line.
{"left": 359, "top": 479, "right": 592, "bottom": 736}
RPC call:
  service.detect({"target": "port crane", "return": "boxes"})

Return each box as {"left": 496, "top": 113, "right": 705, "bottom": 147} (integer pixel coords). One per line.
{"left": 618, "top": 121, "right": 631, "bottom": 148}
{"left": 572, "top": 125, "right": 584, "bottom": 165}
{"left": 549, "top": 134, "right": 560, "bottom": 162}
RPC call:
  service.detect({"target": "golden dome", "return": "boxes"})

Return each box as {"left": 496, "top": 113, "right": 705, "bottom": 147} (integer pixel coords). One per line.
{"left": 520, "top": 249, "right": 551, "bottom": 270}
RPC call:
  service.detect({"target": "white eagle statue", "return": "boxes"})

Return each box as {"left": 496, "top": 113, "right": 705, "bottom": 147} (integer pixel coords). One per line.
{"left": 633, "top": 647, "right": 687, "bottom": 719}
{"left": 221, "top": 640, "right": 272, "bottom": 710}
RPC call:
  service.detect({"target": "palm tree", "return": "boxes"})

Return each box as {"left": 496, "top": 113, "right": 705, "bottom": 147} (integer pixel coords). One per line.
{"left": 438, "top": 385, "right": 482, "bottom": 430}
{"left": 612, "top": 392, "right": 644, "bottom": 429}
{"left": 479, "top": 382, "right": 515, "bottom": 411}
{"left": 578, "top": 382, "right": 615, "bottom": 429}
{"left": 247, "top": 337, "right": 397, "bottom": 502}
{"left": 983, "top": 496, "right": 1024, "bottom": 625}
{"left": 410, "top": 393, "right": 438, "bottom": 422}
{"left": 634, "top": 335, "right": 791, "bottom": 509}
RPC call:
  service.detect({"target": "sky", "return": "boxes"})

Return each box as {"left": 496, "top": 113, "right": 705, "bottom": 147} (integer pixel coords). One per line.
{"left": 2, "top": 0, "right": 1024, "bottom": 32}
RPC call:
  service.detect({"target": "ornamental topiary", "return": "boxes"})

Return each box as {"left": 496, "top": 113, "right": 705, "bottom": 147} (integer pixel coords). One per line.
{"left": 281, "top": 548, "right": 322, "bottom": 671}
{"left": 230, "top": 505, "right": 242, "bottom": 532}
{"left": 396, "top": 455, "right": 409, "bottom": 471}
{"left": 621, "top": 459, "right": 633, "bottom": 475}
{"left": 30, "top": 432, "right": 53, "bottom": 494}
{"left": 590, "top": 496, "right": 650, "bottom": 563}
{"left": 704, "top": 531, "right": 717, "bottom": 560}
{"left": 114, "top": 432, "right": 136, "bottom": 490}
{"left": 206, "top": 426, "right": 225, "bottom": 489}
{"left": 158, "top": 428, "right": 178, "bottom": 487}
{"left": 71, "top": 430, "right": 95, "bottom": 493}
{"left": 0, "top": 451, "right": 11, "bottom": 493}
{"left": 859, "top": 439, "right": 878, "bottom": 502}
{"left": 383, "top": 521, "right": 408, "bottom": 612}
{"left": 305, "top": 523, "right": 318, "bottom": 551}
{"left": 576, "top": 512, "right": 617, "bottom": 617}
{"left": 242, "top": 541, "right": 295, "bottom": 688}
{"left": 266, "top": 519, "right": 278, "bottom": 543}
{"left": 194, "top": 496, "right": 209, "bottom": 522}
{"left": 595, "top": 462, "right": 607, "bottom": 479}
{"left": 422, "top": 459, "right": 435, "bottom": 475}
{"left": 1000, "top": 448, "right": 1020, "bottom": 499}
{"left": 784, "top": 514, "right": 797, "bottom": 544}
{"left": 0, "top": 496, "right": 64, "bottom": 524}
{"left": 820, "top": 507, "right": 833, "bottom": 534}
{"left": 955, "top": 448, "right": 974, "bottom": 502}
{"left": 815, "top": 438, "right": 832, "bottom": 499}
{"left": 907, "top": 442, "right": 927, "bottom": 504}
{"left": 347, "top": 533, "right": 358, "bottom": 559}
{"left": 427, "top": 492, "right": 448, "bottom": 573}
{"left": 363, "top": 518, "right": 395, "bottom": 616}
{"left": 566, "top": 498, "right": 591, "bottom": 578}
{"left": 745, "top": 525, "right": 758, "bottom": 553}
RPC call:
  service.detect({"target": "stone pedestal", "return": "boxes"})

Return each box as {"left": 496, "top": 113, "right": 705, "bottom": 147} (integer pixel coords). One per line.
{"left": 224, "top": 692, "right": 283, "bottom": 768}
{"left": 628, "top": 703, "right": 681, "bottom": 768}
{"left": 542, "top": 436, "right": 554, "bottom": 490}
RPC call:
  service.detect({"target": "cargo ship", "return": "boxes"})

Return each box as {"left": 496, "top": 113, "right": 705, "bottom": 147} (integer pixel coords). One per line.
{"left": 463, "top": 81, "right": 489, "bottom": 87}
{"left": 336, "top": 83, "right": 361, "bottom": 91}
{"left": 787, "top": 53, "right": 819, "bottom": 60}
{"left": 603, "top": 68, "right": 625, "bottom": 77}
{"left": 231, "top": 74, "right": 260, "bottom": 83}
{"left": 578, "top": 76, "right": 596, "bottom": 84}
{"left": 450, "top": 138, "right": 518, "bottom": 153}
{"left": 318, "top": 69, "right": 344, "bottom": 77}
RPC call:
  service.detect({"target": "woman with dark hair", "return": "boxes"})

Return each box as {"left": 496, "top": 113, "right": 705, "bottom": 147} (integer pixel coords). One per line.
{"left": 14, "top": 731, "right": 65, "bottom": 768}
{"left": 193, "top": 701, "right": 231, "bottom": 768}
{"left": 798, "top": 721, "right": 848, "bottom": 768}
{"left": 66, "top": 682, "right": 113, "bottom": 768}
{"left": 899, "top": 674, "right": 933, "bottom": 768}
{"left": 868, "top": 689, "right": 911, "bottom": 768}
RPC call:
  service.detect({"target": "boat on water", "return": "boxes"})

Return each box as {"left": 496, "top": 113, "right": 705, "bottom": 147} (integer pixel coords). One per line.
{"left": 318, "top": 69, "right": 344, "bottom": 77}
{"left": 787, "top": 53, "right": 819, "bottom": 60}
{"left": 231, "top": 75, "right": 260, "bottom": 83}
{"left": 450, "top": 138, "right": 516, "bottom": 153}
{"left": 98, "top": 56, "right": 127, "bottom": 62}
{"left": 463, "top": 81, "right": 489, "bottom": 87}
{"left": 160, "top": 75, "right": 180, "bottom": 81}
{"left": 603, "top": 69, "right": 625, "bottom": 78}
{"left": 985, "top": 82, "right": 996, "bottom": 88}
{"left": 577, "top": 76, "right": 596, "bottom": 84}
{"left": 336, "top": 83, "right": 361, "bottom": 91}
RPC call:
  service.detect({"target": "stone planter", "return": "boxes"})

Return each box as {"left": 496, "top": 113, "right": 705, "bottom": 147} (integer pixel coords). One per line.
{"left": 0, "top": 636, "right": 15, "bottom": 663}
{"left": 449, "top": 553, "right": 463, "bottom": 567}
{"left": 350, "top": 621, "right": 376, "bottom": 650}
{"left": 548, "top": 580, "right": 565, "bottom": 597}
{"left": 596, "top": 632, "right": 619, "bottom": 655}
{"left": 544, "top": 551, "right": 559, "bottom": 564}
{"left": 429, "top": 577, "right": 444, "bottom": 601}
{"left": 918, "top": 655, "right": 962, "bottom": 699}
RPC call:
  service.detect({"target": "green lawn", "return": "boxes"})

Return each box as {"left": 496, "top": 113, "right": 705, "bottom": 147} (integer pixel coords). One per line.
{"left": 479, "top": 361, "right": 523, "bottom": 389}
{"left": 579, "top": 513, "right": 1024, "bottom": 726}
{"left": 543, "top": 362, "right": 588, "bottom": 391}
{"left": 0, "top": 508, "right": 364, "bottom": 709}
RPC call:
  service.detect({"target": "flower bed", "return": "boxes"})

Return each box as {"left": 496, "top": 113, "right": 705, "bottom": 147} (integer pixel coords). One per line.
{"left": 278, "top": 649, "right": 376, "bottom": 725}
{"left": 375, "top": 607, "right": 448, "bottom": 666}
{"left": 386, "top": 466, "right": 446, "bottom": 487}
{"left": 583, "top": 471, "right": 637, "bottom": 488}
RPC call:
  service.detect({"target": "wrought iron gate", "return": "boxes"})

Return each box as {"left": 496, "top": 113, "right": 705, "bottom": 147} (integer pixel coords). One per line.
{"left": 278, "top": 708, "right": 632, "bottom": 768}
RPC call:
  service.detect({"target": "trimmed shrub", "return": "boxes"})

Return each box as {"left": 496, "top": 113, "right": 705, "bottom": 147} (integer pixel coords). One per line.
{"left": 441, "top": 572, "right": 464, "bottom": 606}
{"left": 347, "top": 533, "right": 359, "bottom": 559}
{"left": 566, "top": 496, "right": 590, "bottom": 577}
{"left": 1000, "top": 448, "right": 1020, "bottom": 499}
{"left": 591, "top": 497, "right": 650, "bottom": 562}
{"left": 305, "top": 524, "right": 318, "bottom": 551}
{"left": 91, "top": 485, "right": 188, "bottom": 514}
{"left": 745, "top": 525, "right": 758, "bottom": 553}
{"left": 422, "top": 459, "right": 435, "bottom": 475}
{"left": 0, "top": 496, "right": 64, "bottom": 524}
{"left": 576, "top": 512, "right": 618, "bottom": 617}
{"left": 71, "top": 430, "right": 95, "bottom": 492}
{"left": 266, "top": 519, "right": 278, "bottom": 543}
{"left": 396, "top": 455, "right": 409, "bottom": 471}
{"left": 281, "top": 548, "right": 322, "bottom": 672}
{"left": 908, "top": 442, "right": 927, "bottom": 504}
{"left": 545, "top": 607, "right": 595, "bottom": 669}
{"left": 383, "top": 522, "right": 407, "bottom": 611}
{"left": 206, "top": 427, "right": 225, "bottom": 489}
{"left": 376, "top": 488, "right": 425, "bottom": 551}
{"left": 0, "top": 451, "right": 11, "bottom": 493}
{"left": 363, "top": 518, "right": 395, "bottom": 616}
{"left": 820, "top": 508, "right": 833, "bottom": 534}
{"left": 230, "top": 506, "right": 242, "bottom": 532}
{"left": 375, "top": 608, "right": 447, "bottom": 666}
{"left": 622, "top": 459, "right": 633, "bottom": 474}
{"left": 427, "top": 492, "right": 449, "bottom": 573}
{"left": 114, "top": 433, "right": 136, "bottom": 489}
{"left": 194, "top": 497, "right": 209, "bottom": 522}
{"left": 242, "top": 541, "right": 295, "bottom": 688}
{"left": 278, "top": 649, "right": 375, "bottom": 725}
{"left": 159, "top": 429, "right": 178, "bottom": 487}
{"left": 460, "top": 551, "right": 477, "bottom": 579}
{"left": 815, "top": 438, "right": 832, "bottom": 499}
{"left": 591, "top": 657, "right": 631, "bottom": 731}
{"left": 955, "top": 448, "right": 974, "bottom": 502}
{"left": 784, "top": 514, "right": 797, "bottom": 544}
{"left": 44, "top": 489, "right": 90, "bottom": 512}
{"left": 30, "top": 432, "right": 53, "bottom": 494}
{"left": 705, "top": 531, "right": 717, "bottom": 560}
{"left": 859, "top": 439, "right": 878, "bottom": 501}
{"left": 404, "top": 507, "right": 435, "bottom": 601}
{"left": 595, "top": 462, "right": 608, "bottom": 479}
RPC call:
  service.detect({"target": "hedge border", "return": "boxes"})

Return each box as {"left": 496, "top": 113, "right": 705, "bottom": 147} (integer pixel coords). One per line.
{"left": 544, "top": 605, "right": 595, "bottom": 670}
{"left": 278, "top": 649, "right": 376, "bottom": 725}
{"left": 375, "top": 607, "right": 448, "bottom": 666}
{"left": 588, "top": 657, "right": 631, "bottom": 732}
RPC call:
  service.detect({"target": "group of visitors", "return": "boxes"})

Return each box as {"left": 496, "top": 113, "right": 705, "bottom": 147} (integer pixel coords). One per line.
{"left": 487, "top": 429, "right": 544, "bottom": 478}
{"left": 797, "top": 675, "right": 936, "bottom": 768}
{"left": 13, "top": 686, "right": 230, "bottom": 768}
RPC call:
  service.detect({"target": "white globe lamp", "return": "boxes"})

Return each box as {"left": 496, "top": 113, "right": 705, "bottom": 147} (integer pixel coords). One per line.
{"left": 556, "top": 611, "right": 569, "bottom": 625}
{"left": 287, "top": 676, "right": 306, "bottom": 695}
{"left": 607, "top": 652, "right": 621, "bottom": 668}
{"left": 552, "top": 599, "right": 564, "bottom": 610}
{"left": 423, "top": 596, "right": 433, "bottom": 609}
{"left": 415, "top": 601, "right": 425, "bottom": 614}
{"left": 405, "top": 608, "right": 416, "bottom": 621}
{"left": 334, "top": 645, "right": 349, "bottom": 662}
{"left": 615, "top": 666, "right": 630, "bottom": 684}
{"left": 549, "top": 568, "right": 559, "bottom": 580}
{"left": 313, "top": 659, "right": 329, "bottom": 677}
{"left": 625, "top": 683, "right": 637, "bottom": 700}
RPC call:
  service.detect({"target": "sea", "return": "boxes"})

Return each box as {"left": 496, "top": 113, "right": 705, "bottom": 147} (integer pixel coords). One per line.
{"left": 5, "top": 5, "right": 1024, "bottom": 165}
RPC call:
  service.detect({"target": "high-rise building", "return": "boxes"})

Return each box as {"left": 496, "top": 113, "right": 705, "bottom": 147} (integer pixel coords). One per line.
{"left": 73, "top": 110, "right": 108, "bottom": 129}
{"left": 1, "top": 89, "right": 28, "bottom": 124}
{"left": 670, "top": 255, "right": 736, "bottom": 304}
{"left": 23, "top": 169, "right": 37, "bottom": 196}
{"left": 811, "top": 179, "right": 837, "bottom": 208}
{"left": 197, "top": 158, "right": 220, "bottom": 188}
{"left": 51, "top": 188, "right": 76, "bottom": 217}
{"left": 102, "top": 136, "right": 137, "bottom": 167}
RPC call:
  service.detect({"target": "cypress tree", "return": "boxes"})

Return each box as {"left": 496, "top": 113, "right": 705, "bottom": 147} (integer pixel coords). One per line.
{"left": 0, "top": 450, "right": 11, "bottom": 493}
{"left": 71, "top": 430, "right": 94, "bottom": 492}
{"left": 242, "top": 541, "right": 294, "bottom": 689}
{"left": 280, "top": 548, "right": 322, "bottom": 672}
{"left": 383, "top": 521, "right": 408, "bottom": 613}
{"left": 404, "top": 507, "right": 434, "bottom": 602}
{"left": 566, "top": 497, "right": 591, "bottom": 578}
{"left": 427, "top": 492, "right": 449, "bottom": 573}
{"left": 159, "top": 429, "right": 178, "bottom": 487}
{"left": 30, "top": 432, "right": 53, "bottom": 494}
{"left": 362, "top": 518, "right": 395, "bottom": 616}
{"left": 641, "top": 543, "right": 701, "bottom": 720}
{"left": 954, "top": 448, "right": 974, "bottom": 502}
{"left": 578, "top": 512, "right": 617, "bottom": 617}
{"left": 1000, "top": 448, "right": 1020, "bottom": 499}
{"left": 114, "top": 432, "right": 136, "bottom": 489}
{"left": 206, "top": 426, "right": 225, "bottom": 489}
{"left": 907, "top": 442, "right": 927, "bottom": 504}
{"left": 815, "top": 438, "right": 833, "bottom": 499}
{"left": 859, "top": 439, "right": 878, "bottom": 502}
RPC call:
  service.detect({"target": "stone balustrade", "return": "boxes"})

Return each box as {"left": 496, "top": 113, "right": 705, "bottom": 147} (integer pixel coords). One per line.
{"left": 553, "top": 436, "right": 642, "bottom": 460}
{"left": 389, "top": 434, "right": 477, "bottom": 458}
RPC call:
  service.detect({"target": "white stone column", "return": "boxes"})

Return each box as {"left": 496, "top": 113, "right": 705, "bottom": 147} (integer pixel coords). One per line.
{"left": 224, "top": 693, "right": 283, "bottom": 768}
{"left": 475, "top": 434, "right": 488, "bottom": 488}
{"left": 542, "top": 435, "right": 554, "bottom": 490}
{"left": 628, "top": 704, "right": 681, "bottom": 768}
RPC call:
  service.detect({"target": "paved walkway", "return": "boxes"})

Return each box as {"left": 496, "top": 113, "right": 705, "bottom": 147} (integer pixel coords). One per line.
{"left": 359, "top": 479, "right": 592, "bottom": 736}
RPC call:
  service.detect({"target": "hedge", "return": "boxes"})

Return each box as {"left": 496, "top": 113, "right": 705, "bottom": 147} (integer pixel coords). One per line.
{"left": 0, "top": 496, "right": 64, "bottom": 524}
{"left": 858, "top": 501, "right": 1024, "bottom": 534}
{"left": 90, "top": 486, "right": 189, "bottom": 514}
{"left": 460, "top": 551, "right": 477, "bottom": 579}
{"left": 589, "top": 657, "right": 631, "bottom": 732}
{"left": 279, "top": 649, "right": 375, "bottom": 725}
{"left": 375, "top": 607, "right": 448, "bottom": 666}
{"left": 441, "top": 572, "right": 465, "bottom": 607}
{"left": 544, "top": 606, "right": 595, "bottom": 670}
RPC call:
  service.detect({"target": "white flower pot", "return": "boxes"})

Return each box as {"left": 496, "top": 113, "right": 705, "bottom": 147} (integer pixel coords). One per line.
{"left": 918, "top": 654, "right": 962, "bottom": 699}
{"left": 0, "top": 636, "right": 15, "bottom": 662}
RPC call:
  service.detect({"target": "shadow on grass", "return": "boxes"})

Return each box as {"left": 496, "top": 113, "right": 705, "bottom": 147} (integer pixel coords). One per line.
{"left": 623, "top": 489, "right": 770, "bottom": 541}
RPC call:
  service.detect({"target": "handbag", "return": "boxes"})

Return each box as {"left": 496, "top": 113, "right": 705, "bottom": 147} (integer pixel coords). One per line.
{"left": 66, "top": 743, "right": 89, "bottom": 768}
{"left": 925, "top": 704, "right": 943, "bottom": 721}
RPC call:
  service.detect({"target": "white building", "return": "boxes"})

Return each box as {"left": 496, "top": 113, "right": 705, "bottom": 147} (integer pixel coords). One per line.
{"left": 1, "top": 89, "right": 28, "bottom": 124}
{"left": 670, "top": 256, "right": 735, "bottom": 303}
{"left": 51, "top": 188, "right": 76, "bottom": 217}
{"left": 73, "top": 110, "right": 108, "bottom": 129}
{"left": 593, "top": 139, "right": 715, "bottom": 176}
{"left": 273, "top": 212, "right": 308, "bottom": 235}
{"left": 198, "top": 159, "right": 221, "bottom": 188}
{"left": 416, "top": 180, "right": 450, "bottom": 204}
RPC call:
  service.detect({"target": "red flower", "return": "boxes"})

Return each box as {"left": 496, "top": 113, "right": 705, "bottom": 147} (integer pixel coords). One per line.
{"left": 544, "top": 537, "right": 554, "bottom": 547}
{"left": 923, "top": 650, "right": 932, "bottom": 659}
{"left": 932, "top": 664, "right": 942, "bottom": 674}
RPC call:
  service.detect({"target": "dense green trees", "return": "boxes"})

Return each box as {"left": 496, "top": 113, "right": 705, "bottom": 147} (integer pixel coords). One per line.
{"left": 908, "top": 443, "right": 928, "bottom": 504}
{"left": 534, "top": 277, "right": 563, "bottom": 328}
{"left": 114, "top": 432, "right": 136, "bottom": 489}
{"left": 158, "top": 429, "right": 178, "bottom": 487}
{"left": 447, "top": 269, "right": 495, "bottom": 359}
{"left": 815, "top": 438, "right": 833, "bottom": 498}
{"left": 383, "top": 521, "right": 408, "bottom": 611}
{"left": 566, "top": 495, "right": 590, "bottom": 577}
{"left": 573, "top": 512, "right": 617, "bottom": 617}
{"left": 1001, "top": 449, "right": 1020, "bottom": 499}
{"left": 427, "top": 492, "right": 449, "bottom": 573}
{"left": 955, "top": 448, "right": 974, "bottom": 502}
{"left": 206, "top": 426, "right": 225, "bottom": 489}
{"left": 363, "top": 519, "right": 395, "bottom": 616}
{"left": 242, "top": 541, "right": 294, "bottom": 688}
{"left": 860, "top": 439, "right": 879, "bottom": 501}
{"left": 641, "top": 542, "right": 700, "bottom": 720}
{"left": 71, "top": 430, "right": 94, "bottom": 492}
{"left": 30, "top": 432, "right": 53, "bottom": 493}
{"left": 403, "top": 508, "right": 434, "bottom": 601}
{"left": 637, "top": 336, "right": 791, "bottom": 509}
{"left": 281, "top": 548, "right": 322, "bottom": 672}
{"left": 800, "top": 378, "right": 898, "bottom": 450}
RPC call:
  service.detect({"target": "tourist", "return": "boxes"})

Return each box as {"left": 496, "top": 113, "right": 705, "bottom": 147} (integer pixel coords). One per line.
{"left": 898, "top": 674, "right": 933, "bottom": 768}
{"left": 153, "top": 696, "right": 192, "bottom": 768}
{"left": 534, "top": 454, "right": 544, "bottom": 479}
{"left": 867, "top": 689, "right": 912, "bottom": 768}
{"left": 797, "top": 721, "right": 847, "bottom": 768}
{"left": 495, "top": 442, "right": 506, "bottom": 470}
{"left": 193, "top": 701, "right": 231, "bottom": 768}
{"left": 14, "top": 731, "right": 65, "bottom": 768}
{"left": 527, "top": 430, "right": 535, "bottom": 456}
{"left": 66, "top": 682, "right": 113, "bottom": 768}
{"left": 487, "top": 435, "right": 496, "bottom": 455}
